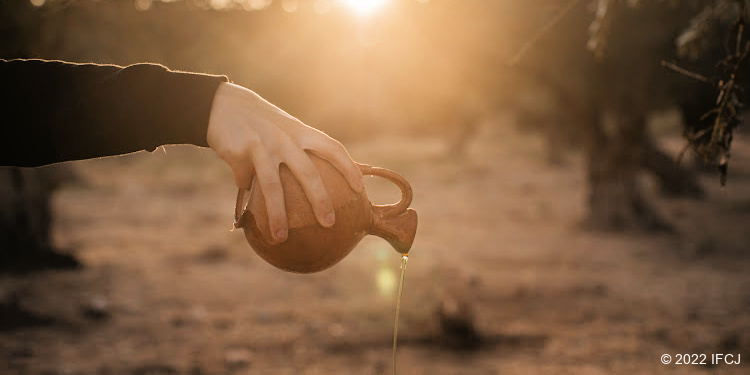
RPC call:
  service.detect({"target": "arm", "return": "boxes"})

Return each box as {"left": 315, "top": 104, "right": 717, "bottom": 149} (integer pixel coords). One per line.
{"left": 0, "top": 59, "right": 226, "bottom": 166}
{"left": 0, "top": 59, "right": 364, "bottom": 241}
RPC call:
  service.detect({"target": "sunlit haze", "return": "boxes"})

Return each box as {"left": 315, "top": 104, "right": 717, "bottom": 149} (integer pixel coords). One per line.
{"left": 339, "top": 0, "right": 389, "bottom": 16}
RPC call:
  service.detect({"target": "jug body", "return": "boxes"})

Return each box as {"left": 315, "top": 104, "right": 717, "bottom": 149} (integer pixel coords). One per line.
{"left": 235, "top": 153, "right": 417, "bottom": 273}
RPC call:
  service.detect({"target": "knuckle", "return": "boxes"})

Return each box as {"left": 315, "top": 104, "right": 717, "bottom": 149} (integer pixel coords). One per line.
{"left": 327, "top": 138, "right": 345, "bottom": 151}
{"left": 314, "top": 194, "right": 332, "bottom": 209}
{"left": 312, "top": 139, "right": 340, "bottom": 155}
{"left": 217, "top": 146, "right": 244, "bottom": 164}
{"left": 260, "top": 180, "right": 283, "bottom": 193}
{"left": 297, "top": 165, "right": 320, "bottom": 181}
{"left": 246, "top": 134, "right": 262, "bottom": 148}
{"left": 300, "top": 132, "right": 332, "bottom": 149}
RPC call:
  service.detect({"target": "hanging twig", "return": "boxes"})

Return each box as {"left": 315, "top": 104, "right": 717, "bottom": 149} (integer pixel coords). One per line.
{"left": 508, "top": 0, "right": 583, "bottom": 66}
{"left": 667, "top": 7, "right": 749, "bottom": 186}
{"left": 660, "top": 60, "right": 713, "bottom": 84}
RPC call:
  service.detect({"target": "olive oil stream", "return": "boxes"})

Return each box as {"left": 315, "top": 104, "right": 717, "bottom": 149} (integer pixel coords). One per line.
{"left": 392, "top": 253, "right": 408, "bottom": 375}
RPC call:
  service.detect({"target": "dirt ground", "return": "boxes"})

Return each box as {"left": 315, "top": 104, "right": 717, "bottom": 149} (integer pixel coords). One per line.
{"left": 1, "top": 123, "right": 749, "bottom": 374}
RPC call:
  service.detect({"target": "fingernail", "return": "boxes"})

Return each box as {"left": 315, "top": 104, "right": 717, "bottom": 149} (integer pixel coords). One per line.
{"left": 324, "top": 212, "right": 335, "bottom": 227}
{"left": 275, "top": 228, "right": 288, "bottom": 242}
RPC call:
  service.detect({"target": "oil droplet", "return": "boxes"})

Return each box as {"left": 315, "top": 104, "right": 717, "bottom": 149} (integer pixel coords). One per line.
{"left": 392, "top": 253, "right": 408, "bottom": 375}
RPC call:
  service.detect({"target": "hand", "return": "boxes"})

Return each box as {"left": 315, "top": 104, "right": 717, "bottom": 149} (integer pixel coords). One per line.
{"left": 207, "top": 82, "right": 364, "bottom": 243}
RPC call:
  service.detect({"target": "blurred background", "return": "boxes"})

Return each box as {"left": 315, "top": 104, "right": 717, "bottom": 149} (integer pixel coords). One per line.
{"left": 1, "top": 0, "right": 750, "bottom": 374}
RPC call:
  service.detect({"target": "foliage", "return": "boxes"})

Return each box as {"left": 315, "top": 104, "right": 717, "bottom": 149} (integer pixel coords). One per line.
{"left": 589, "top": 0, "right": 750, "bottom": 186}
{"left": 669, "top": 0, "right": 749, "bottom": 186}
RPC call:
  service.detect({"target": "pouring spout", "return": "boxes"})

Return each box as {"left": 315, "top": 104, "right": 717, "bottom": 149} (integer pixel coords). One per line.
{"left": 370, "top": 207, "right": 418, "bottom": 254}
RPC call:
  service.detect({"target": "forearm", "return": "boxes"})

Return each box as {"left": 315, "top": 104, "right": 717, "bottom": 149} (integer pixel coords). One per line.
{"left": 0, "top": 59, "right": 227, "bottom": 167}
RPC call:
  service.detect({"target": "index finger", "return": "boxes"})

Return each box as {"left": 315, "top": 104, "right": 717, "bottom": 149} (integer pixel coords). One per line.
{"left": 310, "top": 139, "right": 364, "bottom": 193}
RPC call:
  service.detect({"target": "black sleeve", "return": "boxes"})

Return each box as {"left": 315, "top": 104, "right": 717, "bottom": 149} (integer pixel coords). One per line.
{"left": 0, "top": 59, "right": 229, "bottom": 167}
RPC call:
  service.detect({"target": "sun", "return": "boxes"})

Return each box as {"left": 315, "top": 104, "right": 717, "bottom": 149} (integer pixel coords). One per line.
{"left": 339, "top": 0, "right": 389, "bottom": 16}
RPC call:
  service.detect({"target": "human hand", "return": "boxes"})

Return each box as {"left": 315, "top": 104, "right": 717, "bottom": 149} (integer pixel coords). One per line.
{"left": 207, "top": 82, "right": 364, "bottom": 243}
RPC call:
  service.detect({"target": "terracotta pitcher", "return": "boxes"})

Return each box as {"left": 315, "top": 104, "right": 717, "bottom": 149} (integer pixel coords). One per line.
{"left": 234, "top": 153, "right": 418, "bottom": 273}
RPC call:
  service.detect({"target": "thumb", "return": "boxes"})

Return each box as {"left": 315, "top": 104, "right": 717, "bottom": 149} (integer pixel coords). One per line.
{"left": 230, "top": 163, "right": 255, "bottom": 189}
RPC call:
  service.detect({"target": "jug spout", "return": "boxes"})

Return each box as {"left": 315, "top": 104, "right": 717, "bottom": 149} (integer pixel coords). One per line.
{"left": 370, "top": 207, "right": 418, "bottom": 254}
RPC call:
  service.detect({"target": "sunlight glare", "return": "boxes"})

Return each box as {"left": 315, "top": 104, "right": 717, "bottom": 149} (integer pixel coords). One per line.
{"left": 339, "top": 0, "right": 388, "bottom": 16}
{"left": 209, "top": 0, "right": 231, "bottom": 10}
{"left": 134, "top": 0, "right": 152, "bottom": 11}
{"left": 281, "top": 0, "right": 299, "bottom": 13}
{"left": 375, "top": 248, "right": 396, "bottom": 298}
{"left": 245, "top": 0, "right": 272, "bottom": 11}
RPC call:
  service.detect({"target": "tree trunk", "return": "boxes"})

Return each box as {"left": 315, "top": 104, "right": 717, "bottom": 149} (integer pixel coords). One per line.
{"left": 444, "top": 113, "right": 481, "bottom": 161}
{"left": 641, "top": 139, "right": 705, "bottom": 199}
{"left": 583, "top": 109, "right": 673, "bottom": 232}
{"left": 0, "top": 1, "right": 81, "bottom": 273}
{"left": 0, "top": 166, "right": 80, "bottom": 273}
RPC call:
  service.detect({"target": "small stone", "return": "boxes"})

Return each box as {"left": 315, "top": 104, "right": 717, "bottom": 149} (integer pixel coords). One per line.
{"left": 224, "top": 347, "right": 253, "bottom": 371}
{"left": 327, "top": 322, "right": 347, "bottom": 338}
{"left": 435, "top": 294, "right": 481, "bottom": 350}
{"left": 196, "top": 245, "right": 229, "bottom": 263}
{"left": 81, "top": 295, "right": 110, "bottom": 320}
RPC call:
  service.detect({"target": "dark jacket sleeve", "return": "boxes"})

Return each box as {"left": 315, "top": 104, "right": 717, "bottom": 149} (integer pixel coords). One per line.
{"left": 0, "top": 59, "right": 229, "bottom": 167}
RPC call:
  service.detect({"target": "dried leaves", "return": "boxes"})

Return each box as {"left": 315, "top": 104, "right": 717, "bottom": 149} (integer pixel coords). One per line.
{"left": 589, "top": 0, "right": 749, "bottom": 185}
{"left": 675, "top": 2, "right": 729, "bottom": 59}
{"left": 666, "top": 1, "right": 749, "bottom": 186}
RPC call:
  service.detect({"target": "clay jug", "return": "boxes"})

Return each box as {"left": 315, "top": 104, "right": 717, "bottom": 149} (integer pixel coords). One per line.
{"left": 234, "top": 153, "right": 418, "bottom": 273}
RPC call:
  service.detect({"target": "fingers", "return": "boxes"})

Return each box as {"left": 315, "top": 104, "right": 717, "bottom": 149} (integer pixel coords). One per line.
{"left": 230, "top": 163, "right": 254, "bottom": 189}
{"left": 313, "top": 139, "right": 364, "bottom": 193}
{"left": 208, "top": 83, "right": 359, "bottom": 242}
{"left": 252, "top": 152, "right": 288, "bottom": 243}
{"left": 284, "top": 147, "right": 336, "bottom": 228}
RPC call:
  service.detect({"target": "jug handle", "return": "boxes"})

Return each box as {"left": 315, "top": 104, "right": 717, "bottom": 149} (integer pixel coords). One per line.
{"left": 358, "top": 163, "right": 413, "bottom": 217}
{"left": 359, "top": 164, "right": 417, "bottom": 254}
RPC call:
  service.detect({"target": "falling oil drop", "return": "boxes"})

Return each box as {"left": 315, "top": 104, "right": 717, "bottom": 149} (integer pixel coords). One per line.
{"left": 392, "top": 253, "right": 408, "bottom": 375}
